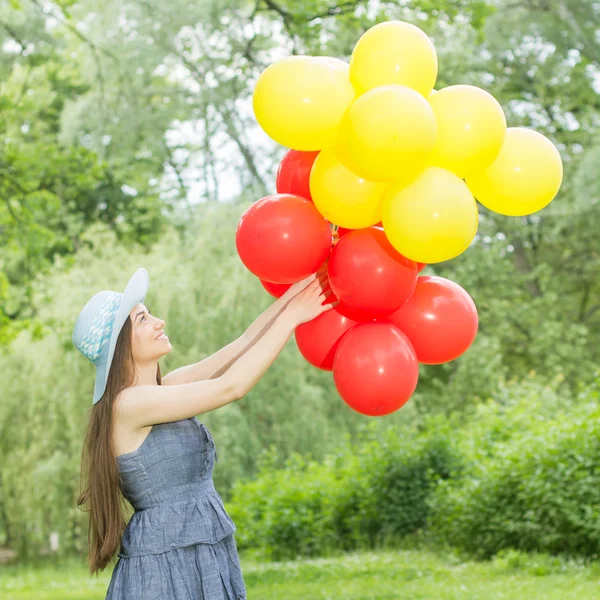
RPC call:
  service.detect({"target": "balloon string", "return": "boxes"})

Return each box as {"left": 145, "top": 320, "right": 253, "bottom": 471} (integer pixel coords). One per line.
{"left": 332, "top": 224, "right": 340, "bottom": 246}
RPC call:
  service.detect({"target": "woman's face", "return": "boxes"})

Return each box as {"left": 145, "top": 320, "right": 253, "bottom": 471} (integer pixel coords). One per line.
{"left": 129, "top": 302, "right": 172, "bottom": 363}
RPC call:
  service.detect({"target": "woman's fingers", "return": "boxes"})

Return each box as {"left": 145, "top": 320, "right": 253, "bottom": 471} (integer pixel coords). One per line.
{"left": 298, "top": 273, "right": 319, "bottom": 290}
{"left": 317, "top": 270, "right": 333, "bottom": 288}
{"left": 294, "top": 264, "right": 328, "bottom": 292}
{"left": 307, "top": 278, "right": 322, "bottom": 292}
{"left": 319, "top": 299, "right": 340, "bottom": 314}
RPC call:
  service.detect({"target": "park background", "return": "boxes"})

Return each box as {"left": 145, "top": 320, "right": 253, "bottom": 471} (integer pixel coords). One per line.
{"left": 0, "top": 0, "right": 599, "bottom": 598}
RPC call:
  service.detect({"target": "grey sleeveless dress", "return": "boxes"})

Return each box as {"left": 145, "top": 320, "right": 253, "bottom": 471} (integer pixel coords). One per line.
{"left": 105, "top": 417, "right": 246, "bottom": 600}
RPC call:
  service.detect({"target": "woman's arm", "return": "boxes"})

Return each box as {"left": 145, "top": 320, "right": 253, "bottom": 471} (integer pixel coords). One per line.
{"left": 161, "top": 270, "right": 326, "bottom": 385}
{"left": 162, "top": 294, "right": 290, "bottom": 385}
{"left": 118, "top": 276, "right": 335, "bottom": 427}
{"left": 121, "top": 314, "right": 298, "bottom": 427}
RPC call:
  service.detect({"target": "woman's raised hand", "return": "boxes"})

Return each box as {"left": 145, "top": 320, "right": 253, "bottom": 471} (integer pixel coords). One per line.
{"left": 280, "top": 262, "right": 329, "bottom": 302}
{"left": 283, "top": 268, "right": 338, "bottom": 327}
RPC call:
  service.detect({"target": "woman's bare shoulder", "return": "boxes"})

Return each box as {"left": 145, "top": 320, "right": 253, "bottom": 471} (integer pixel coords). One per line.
{"left": 113, "top": 388, "right": 152, "bottom": 457}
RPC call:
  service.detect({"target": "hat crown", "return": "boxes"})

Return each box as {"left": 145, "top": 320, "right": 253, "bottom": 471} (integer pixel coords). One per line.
{"left": 73, "top": 291, "right": 123, "bottom": 363}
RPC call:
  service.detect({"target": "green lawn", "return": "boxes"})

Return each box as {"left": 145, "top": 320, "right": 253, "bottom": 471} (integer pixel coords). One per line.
{"left": 1, "top": 549, "right": 599, "bottom": 599}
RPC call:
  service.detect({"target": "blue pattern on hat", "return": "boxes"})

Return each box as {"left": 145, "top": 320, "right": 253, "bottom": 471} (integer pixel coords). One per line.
{"left": 78, "top": 292, "right": 122, "bottom": 362}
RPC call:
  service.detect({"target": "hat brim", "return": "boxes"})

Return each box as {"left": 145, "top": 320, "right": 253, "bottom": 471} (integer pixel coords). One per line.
{"left": 92, "top": 268, "right": 149, "bottom": 404}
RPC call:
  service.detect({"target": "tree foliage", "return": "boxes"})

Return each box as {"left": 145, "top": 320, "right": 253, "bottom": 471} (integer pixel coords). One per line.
{"left": 0, "top": 0, "right": 598, "bottom": 560}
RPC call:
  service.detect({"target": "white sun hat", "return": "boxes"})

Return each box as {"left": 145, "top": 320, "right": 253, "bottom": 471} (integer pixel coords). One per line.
{"left": 72, "top": 268, "right": 149, "bottom": 404}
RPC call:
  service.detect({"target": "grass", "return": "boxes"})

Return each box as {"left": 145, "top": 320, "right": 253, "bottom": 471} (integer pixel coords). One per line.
{"left": 1, "top": 548, "right": 599, "bottom": 599}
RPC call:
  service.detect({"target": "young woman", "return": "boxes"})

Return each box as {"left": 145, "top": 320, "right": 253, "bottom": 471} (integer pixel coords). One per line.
{"left": 72, "top": 265, "right": 335, "bottom": 600}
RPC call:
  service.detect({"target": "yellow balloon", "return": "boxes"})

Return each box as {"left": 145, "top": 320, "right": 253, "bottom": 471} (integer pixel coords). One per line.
{"left": 335, "top": 85, "right": 437, "bottom": 182}
{"left": 428, "top": 85, "right": 507, "bottom": 178}
{"left": 309, "top": 149, "right": 387, "bottom": 229}
{"left": 466, "top": 128, "right": 563, "bottom": 216}
{"left": 382, "top": 167, "right": 479, "bottom": 263}
{"left": 253, "top": 56, "right": 356, "bottom": 151}
{"left": 350, "top": 21, "right": 438, "bottom": 97}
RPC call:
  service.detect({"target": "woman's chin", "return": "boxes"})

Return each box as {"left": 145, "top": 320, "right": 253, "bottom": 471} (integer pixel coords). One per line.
{"left": 159, "top": 343, "right": 173, "bottom": 357}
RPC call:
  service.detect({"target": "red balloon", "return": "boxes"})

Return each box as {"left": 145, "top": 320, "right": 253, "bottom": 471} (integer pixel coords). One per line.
{"left": 417, "top": 263, "right": 427, "bottom": 273}
{"left": 387, "top": 276, "right": 478, "bottom": 364}
{"left": 324, "top": 286, "right": 378, "bottom": 322}
{"left": 276, "top": 150, "right": 320, "bottom": 201}
{"left": 260, "top": 280, "right": 291, "bottom": 298}
{"left": 328, "top": 228, "right": 418, "bottom": 317}
{"left": 236, "top": 194, "right": 332, "bottom": 283}
{"left": 335, "top": 301, "right": 377, "bottom": 322}
{"left": 333, "top": 323, "right": 419, "bottom": 416}
{"left": 295, "top": 310, "right": 360, "bottom": 371}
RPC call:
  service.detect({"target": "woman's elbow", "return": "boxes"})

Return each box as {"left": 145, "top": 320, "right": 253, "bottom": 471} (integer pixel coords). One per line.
{"left": 219, "top": 374, "right": 244, "bottom": 403}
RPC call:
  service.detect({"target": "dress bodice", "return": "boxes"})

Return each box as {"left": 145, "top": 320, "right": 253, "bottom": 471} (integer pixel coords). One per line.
{"left": 116, "top": 417, "right": 235, "bottom": 558}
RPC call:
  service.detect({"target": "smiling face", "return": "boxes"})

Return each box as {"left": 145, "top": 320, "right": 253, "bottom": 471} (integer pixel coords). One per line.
{"left": 129, "top": 302, "right": 172, "bottom": 364}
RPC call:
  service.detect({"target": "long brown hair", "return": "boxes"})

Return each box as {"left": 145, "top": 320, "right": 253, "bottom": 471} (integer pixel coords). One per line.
{"left": 77, "top": 317, "right": 162, "bottom": 574}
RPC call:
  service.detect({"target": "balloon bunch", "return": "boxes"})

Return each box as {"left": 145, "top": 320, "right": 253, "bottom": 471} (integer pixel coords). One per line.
{"left": 236, "top": 20, "right": 563, "bottom": 417}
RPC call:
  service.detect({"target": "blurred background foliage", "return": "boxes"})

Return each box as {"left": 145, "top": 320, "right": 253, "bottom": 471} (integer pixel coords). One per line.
{"left": 0, "top": 0, "right": 598, "bottom": 563}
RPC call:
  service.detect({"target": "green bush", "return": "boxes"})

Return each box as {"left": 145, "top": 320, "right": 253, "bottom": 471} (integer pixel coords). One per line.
{"left": 227, "top": 451, "right": 341, "bottom": 560}
{"left": 228, "top": 423, "right": 461, "bottom": 560}
{"left": 429, "top": 384, "right": 600, "bottom": 558}
{"left": 334, "top": 428, "right": 461, "bottom": 548}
